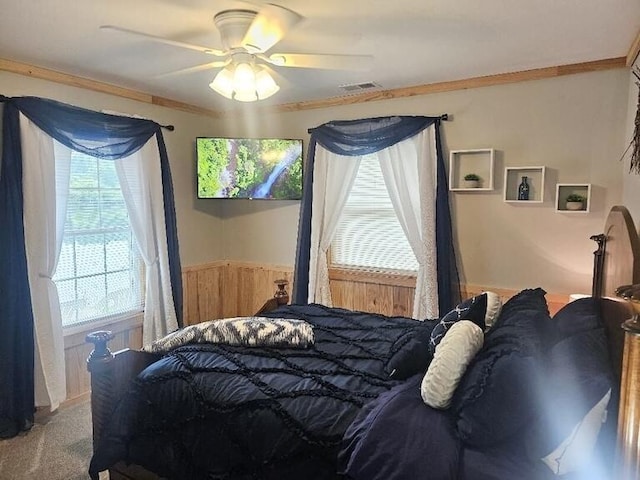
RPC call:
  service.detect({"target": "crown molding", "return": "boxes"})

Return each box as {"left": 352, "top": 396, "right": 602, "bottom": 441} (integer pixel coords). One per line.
{"left": 0, "top": 56, "right": 628, "bottom": 117}
{"left": 0, "top": 57, "right": 221, "bottom": 118}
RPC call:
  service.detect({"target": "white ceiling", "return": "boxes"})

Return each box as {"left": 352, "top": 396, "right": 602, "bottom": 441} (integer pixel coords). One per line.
{"left": 0, "top": 0, "right": 638, "bottom": 111}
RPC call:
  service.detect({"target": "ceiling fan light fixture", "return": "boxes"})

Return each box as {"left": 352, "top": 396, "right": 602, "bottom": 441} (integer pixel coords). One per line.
{"left": 210, "top": 62, "right": 279, "bottom": 102}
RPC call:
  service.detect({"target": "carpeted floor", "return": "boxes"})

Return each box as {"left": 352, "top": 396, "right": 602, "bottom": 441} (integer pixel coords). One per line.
{"left": 0, "top": 400, "right": 103, "bottom": 480}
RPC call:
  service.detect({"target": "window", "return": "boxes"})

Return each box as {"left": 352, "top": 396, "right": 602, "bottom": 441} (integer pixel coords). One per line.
{"left": 331, "top": 154, "right": 418, "bottom": 272}
{"left": 53, "top": 151, "right": 144, "bottom": 328}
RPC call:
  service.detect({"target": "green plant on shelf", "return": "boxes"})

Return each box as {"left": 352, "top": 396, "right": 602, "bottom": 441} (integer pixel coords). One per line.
{"left": 463, "top": 173, "right": 480, "bottom": 181}
{"left": 566, "top": 194, "right": 586, "bottom": 203}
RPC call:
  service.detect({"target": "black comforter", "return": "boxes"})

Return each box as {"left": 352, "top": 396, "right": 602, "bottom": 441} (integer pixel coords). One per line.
{"left": 89, "top": 304, "right": 434, "bottom": 479}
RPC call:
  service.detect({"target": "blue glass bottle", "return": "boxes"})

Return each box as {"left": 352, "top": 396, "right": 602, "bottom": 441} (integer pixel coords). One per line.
{"left": 518, "top": 176, "right": 530, "bottom": 200}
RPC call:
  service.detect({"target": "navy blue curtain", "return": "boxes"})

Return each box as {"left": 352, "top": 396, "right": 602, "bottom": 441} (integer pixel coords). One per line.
{"left": 0, "top": 101, "right": 35, "bottom": 438}
{"left": 0, "top": 96, "right": 183, "bottom": 438}
{"left": 292, "top": 115, "right": 460, "bottom": 315}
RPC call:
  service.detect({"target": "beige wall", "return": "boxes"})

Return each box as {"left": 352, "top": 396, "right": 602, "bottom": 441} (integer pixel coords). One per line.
{"left": 218, "top": 68, "right": 630, "bottom": 296}
{"left": 1, "top": 67, "right": 632, "bottom": 296}
{"left": 0, "top": 70, "right": 225, "bottom": 267}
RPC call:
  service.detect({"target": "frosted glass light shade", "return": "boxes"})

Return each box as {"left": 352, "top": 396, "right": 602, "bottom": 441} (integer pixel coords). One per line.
{"left": 255, "top": 68, "right": 280, "bottom": 99}
{"left": 209, "top": 67, "right": 235, "bottom": 99}
{"left": 209, "top": 62, "right": 279, "bottom": 102}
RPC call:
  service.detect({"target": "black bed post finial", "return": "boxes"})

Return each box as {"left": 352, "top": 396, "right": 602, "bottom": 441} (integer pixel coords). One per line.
{"left": 590, "top": 233, "right": 607, "bottom": 298}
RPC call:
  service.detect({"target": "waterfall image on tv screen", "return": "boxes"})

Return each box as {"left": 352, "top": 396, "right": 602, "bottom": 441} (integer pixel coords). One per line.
{"left": 197, "top": 137, "right": 303, "bottom": 199}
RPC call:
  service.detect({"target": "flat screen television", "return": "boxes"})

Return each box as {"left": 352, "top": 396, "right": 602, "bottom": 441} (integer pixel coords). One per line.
{"left": 196, "top": 137, "right": 303, "bottom": 199}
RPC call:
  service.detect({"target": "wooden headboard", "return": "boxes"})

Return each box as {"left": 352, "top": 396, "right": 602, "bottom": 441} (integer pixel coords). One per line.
{"left": 597, "top": 206, "right": 640, "bottom": 479}
{"left": 601, "top": 205, "right": 640, "bottom": 297}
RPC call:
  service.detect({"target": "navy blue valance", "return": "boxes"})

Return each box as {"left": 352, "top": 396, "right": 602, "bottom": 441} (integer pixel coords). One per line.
{"left": 4, "top": 96, "right": 161, "bottom": 159}
{"left": 308, "top": 116, "right": 439, "bottom": 156}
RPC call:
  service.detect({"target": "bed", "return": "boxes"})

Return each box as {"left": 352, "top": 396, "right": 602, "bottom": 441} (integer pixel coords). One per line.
{"left": 86, "top": 205, "right": 640, "bottom": 480}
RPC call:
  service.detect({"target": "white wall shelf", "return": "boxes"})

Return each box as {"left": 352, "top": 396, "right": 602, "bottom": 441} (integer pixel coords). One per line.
{"left": 555, "top": 183, "right": 591, "bottom": 213}
{"left": 504, "top": 166, "right": 546, "bottom": 203}
{"left": 449, "top": 149, "right": 495, "bottom": 192}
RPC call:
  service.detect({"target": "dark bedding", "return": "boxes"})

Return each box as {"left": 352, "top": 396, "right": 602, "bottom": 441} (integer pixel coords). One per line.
{"left": 89, "top": 294, "right": 619, "bottom": 480}
{"left": 89, "top": 303, "right": 435, "bottom": 479}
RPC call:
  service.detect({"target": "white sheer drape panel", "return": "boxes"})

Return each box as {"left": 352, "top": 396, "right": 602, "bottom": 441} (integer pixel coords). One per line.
{"left": 115, "top": 139, "right": 178, "bottom": 345}
{"left": 20, "top": 113, "right": 68, "bottom": 410}
{"left": 377, "top": 128, "right": 439, "bottom": 319}
{"left": 308, "top": 145, "right": 361, "bottom": 305}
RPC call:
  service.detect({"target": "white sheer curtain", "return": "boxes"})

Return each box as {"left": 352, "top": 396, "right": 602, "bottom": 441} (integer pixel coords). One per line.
{"left": 20, "top": 113, "right": 68, "bottom": 410}
{"left": 378, "top": 127, "right": 439, "bottom": 319}
{"left": 115, "top": 140, "right": 178, "bottom": 345}
{"left": 308, "top": 145, "right": 361, "bottom": 305}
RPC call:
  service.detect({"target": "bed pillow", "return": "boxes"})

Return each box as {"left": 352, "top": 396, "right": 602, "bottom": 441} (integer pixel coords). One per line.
{"left": 526, "top": 328, "right": 614, "bottom": 476}
{"left": 421, "top": 320, "right": 484, "bottom": 409}
{"left": 491, "top": 287, "right": 549, "bottom": 330}
{"left": 428, "top": 292, "right": 501, "bottom": 355}
{"left": 452, "top": 288, "right": 551, "bottom": 446}
{"left": 384, "top": 322, "right": 435, "bottom": 380}
{"left": 552, "top": 296, "right": 601, "bottom": 338}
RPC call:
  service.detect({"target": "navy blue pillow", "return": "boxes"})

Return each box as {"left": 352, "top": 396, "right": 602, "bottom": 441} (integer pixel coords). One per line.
{"left": 428, "top": 293, "right": 488, "bottom": 355}
{"left": 452, "top": 288, "right": 551, "bottom": 447}
{"left": 385, "top": 323, "right": 435, "bottom": 380}
{"left": 491, "top": 288, "right": 549, "bottom": 329}
{"left": 552, "top": 297, "right": 601, "bottom": 338}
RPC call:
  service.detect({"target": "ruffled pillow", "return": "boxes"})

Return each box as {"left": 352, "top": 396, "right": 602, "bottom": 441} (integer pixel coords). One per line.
{"left": 428, "top": 292, "right": 501, "bottom": 356}
{"left": 421, "top": 320, "right": 484, "bottom": 409}
{"left": 452, "top": 288, "right": 551, "bottom": 446}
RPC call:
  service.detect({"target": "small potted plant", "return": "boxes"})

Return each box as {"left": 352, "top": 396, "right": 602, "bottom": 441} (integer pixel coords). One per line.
{"left": 463, "top": 173, "right": 481, "bottom": 188}
{"left": 565, "top": 194, "right": 586, "bottom": 211}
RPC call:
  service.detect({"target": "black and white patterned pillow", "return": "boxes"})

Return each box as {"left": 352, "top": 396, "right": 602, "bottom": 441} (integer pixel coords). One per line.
{"left": 143, "top": 317, "right": 314, "bottom": 353}
{"left": 428, "top": 292, "right": 501, "bottom": 356}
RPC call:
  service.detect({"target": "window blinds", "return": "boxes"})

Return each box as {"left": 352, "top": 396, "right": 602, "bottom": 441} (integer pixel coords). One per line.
{"left": 331, "top": 154, "right": 418, "bottom": 272}
{"left": 53, "top": 151, "right": 143, "bottom": 327}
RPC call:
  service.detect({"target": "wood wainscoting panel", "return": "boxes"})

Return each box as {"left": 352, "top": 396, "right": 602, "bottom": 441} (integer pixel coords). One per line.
{"left": 330, "top": 278, "right": 413, "bottom": 317}
{"left": 63, "top": 315, "right": 143, "bottom": 401}
{"left": 329, "top": 268, "right": 417, "bottom": 317}
{"left": 222, "top": 263, "right": 294, "bottom": 318}
{"left": 182, "top": 262, "right": 226, "bottom": 326}
{"left": 183, "top": 261, "right": 294, "bottom": 323}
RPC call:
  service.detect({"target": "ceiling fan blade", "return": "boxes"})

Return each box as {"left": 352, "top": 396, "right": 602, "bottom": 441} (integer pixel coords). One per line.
{"left": 100, "top": 25, "right": 227, "bottom": 56}
{"left": 155, "top": 60, "right": 231, "bottom": 78}
{"left": 266, "top": 53, "right": 373, "bottom": 71}
{"left": 241, "top": 4, "right": 302, "bottom": 54}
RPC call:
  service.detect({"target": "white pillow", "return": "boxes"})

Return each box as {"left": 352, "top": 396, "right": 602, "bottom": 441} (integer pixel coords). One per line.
{"left": 421, "top": 320, "right": 484, "bottom": 409}
{"left": 541, "top": 389, "right": 611, "bottom": 475}
{"left": 483, "top": 291, "right": 502, "bottom": 329}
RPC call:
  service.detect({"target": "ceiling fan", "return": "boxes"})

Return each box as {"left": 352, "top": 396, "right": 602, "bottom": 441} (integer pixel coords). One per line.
{"left": 101, "top": 3, "right": 373, "bottom": 102}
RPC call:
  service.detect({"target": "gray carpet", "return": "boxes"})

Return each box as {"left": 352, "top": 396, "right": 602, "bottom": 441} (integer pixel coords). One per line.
{"left": 0, "top": 400, "right": 102, "bottom": 480}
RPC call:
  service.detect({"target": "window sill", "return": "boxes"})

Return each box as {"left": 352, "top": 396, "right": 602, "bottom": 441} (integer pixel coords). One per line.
{"left": 328, "top": 267, "right": 417, "bottom": 288}
{"left": 63, "top": 311, "right": 144, "bottom": 349}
